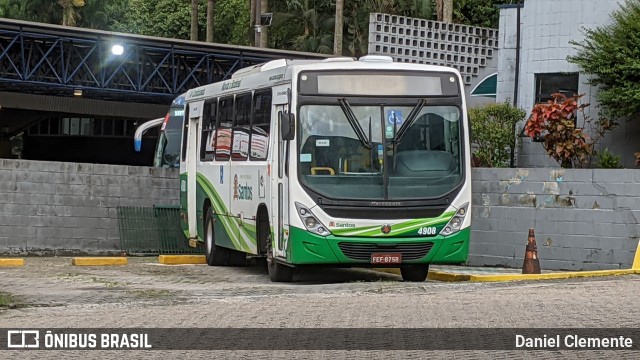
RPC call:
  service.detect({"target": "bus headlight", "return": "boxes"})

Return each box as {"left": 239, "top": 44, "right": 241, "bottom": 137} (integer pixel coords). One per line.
{"left": 440, "top": 203, "right": 469, "bottom": 236}
{"left": 295, "top": 202, "right": 330, "bottom": 236}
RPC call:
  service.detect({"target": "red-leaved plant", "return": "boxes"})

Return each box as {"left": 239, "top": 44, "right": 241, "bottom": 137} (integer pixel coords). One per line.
{"left": 524, "top": 93, "right": 616, "bottom": 168}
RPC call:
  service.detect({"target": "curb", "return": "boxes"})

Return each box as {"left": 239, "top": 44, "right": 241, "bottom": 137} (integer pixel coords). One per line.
{"left": 71, "top": 257, "right": 128, "bottom": 266}
{"left": 633, "top": 239, "right": 640, "bottom": 270}
{"left": 158, "top": 255, "right": 206, "bottom": 265}
{"left": 0, "top": 258, "right": 25, "bottom": 267}
{"left": 374, "top": 268, "right": 640, "bottom": 282}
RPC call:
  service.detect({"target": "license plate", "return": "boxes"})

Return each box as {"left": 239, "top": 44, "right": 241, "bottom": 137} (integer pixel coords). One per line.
{"left": 371, "top": 253, "right": 402, "bottom": 264}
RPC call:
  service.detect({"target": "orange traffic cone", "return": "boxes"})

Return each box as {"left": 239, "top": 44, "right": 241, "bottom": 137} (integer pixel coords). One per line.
{"left": 522, "top": 228, "right": 541, "bottom": 274}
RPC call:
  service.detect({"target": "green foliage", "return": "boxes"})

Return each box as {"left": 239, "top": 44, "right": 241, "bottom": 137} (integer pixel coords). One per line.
{"left": 215, "top": 0, "right": 249, "bottom": 45}
{"left": 0, "top": 0, "right": 510, "bottom": 55}
{"left": 524, "top": 93, "right": 616, "bottom": 168}
{"left": 595, "top": 148, "right": 622, "bottom": 169}
{"left": 468, "top": 101, "right": 526, "bottom": 167}
{"left": 454, "top": 0, "right": 518, "bottom": 28}
{"left": 568, "top": 0, "right": 640, "bottom": 119}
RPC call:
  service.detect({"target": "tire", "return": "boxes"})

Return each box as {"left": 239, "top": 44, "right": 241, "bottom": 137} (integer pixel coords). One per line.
{"left": 204, "top": 209, "right": 228, "bottom": 266}
{"left": 266, "top": 235, "right": 294, "bottom": 282}
{"left": 268, "top": 257, "right": 295, "bottom": 282}
{"left": 227, "top": 249, "right": 247, "bottom": 266}
{"left": 400, "top": 264, "right": 429, "bottom": 282}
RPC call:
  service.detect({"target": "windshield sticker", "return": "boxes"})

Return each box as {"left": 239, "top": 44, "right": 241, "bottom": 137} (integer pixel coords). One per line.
{"left": 385, "top": 125, "right": 394, "bottom": 138}
{"left": 316, "top": 139, "right": 330, "bottom": 147}
{"left": 387, "top": 110, "right": 403, "bottom": 126}
{"left": 300, "top": 153, "right": 312, "bottom": 162}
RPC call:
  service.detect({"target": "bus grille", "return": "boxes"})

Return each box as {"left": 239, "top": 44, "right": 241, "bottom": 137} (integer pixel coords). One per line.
{"left": 337, "top": 242, "right": 434, "bottom": 261}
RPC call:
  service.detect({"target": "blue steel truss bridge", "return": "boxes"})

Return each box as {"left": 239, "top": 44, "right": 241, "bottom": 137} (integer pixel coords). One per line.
{"left": 0, "top": 18, "right": 329, "bottom": 165}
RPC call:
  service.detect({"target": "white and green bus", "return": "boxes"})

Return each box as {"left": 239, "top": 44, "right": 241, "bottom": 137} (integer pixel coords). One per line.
{"left": 179, "top": 55, "right": 471, "bottom": 282}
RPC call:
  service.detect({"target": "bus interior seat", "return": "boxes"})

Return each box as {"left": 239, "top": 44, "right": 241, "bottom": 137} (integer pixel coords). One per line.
{"left": 392, "top": 150, "right": 455, "bottom": 176}
{"left": 300, "top": 136, "right": 336, "bottom": 175}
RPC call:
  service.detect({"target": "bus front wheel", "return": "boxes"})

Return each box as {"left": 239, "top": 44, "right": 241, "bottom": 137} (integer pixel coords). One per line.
{"left": 400, "top": 264, "right": 429, "bottom": 282}
{"left": 267, "top": 258, "right": 295, "bottom": 282}
{"left": 204, "top": 209, "right": 228, "bottom": 266}
{"left": 266, "top": 239, "right": 294, "bottom": 282}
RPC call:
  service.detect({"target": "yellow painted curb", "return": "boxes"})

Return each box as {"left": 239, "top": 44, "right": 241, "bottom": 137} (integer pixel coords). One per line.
{"left": 467, "top": 269, "right": 640, "bottom": 282}
{"left": 633, "top": 239, "right": 640, "bottom": 270}
{"left": 71, "top": 257, "right": 128, "bottom": 266}
{"left": 158, "top": 255, "right": 206, "bottom": 265}
{"left": 0, "top": 258, "right": 24, "bottom": 267}
{"left": 428, "top": 271, "right": 472, "bottom": 282}
{"left": 374, "top": 267, "right": 640, "bottom": 282}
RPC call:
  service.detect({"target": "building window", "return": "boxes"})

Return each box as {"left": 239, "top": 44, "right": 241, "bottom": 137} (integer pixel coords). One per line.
{"left": 534, "top": 73, "right": 579, "bottom": 104}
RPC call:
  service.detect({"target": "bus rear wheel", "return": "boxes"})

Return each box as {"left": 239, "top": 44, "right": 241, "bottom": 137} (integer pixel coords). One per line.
{"left": 204, "top": 209, "right": 228, "bottom": 266}
{"left": 400, "top": 264, "right": 429, "bottom": 282}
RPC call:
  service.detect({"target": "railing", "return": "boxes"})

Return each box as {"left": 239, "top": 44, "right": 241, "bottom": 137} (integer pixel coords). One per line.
{"left": 116, "top": 205, "right": 203, "bottom": 255}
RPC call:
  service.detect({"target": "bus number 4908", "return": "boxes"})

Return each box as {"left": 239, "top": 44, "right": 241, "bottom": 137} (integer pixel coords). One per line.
{"left": 417, "top": 227, "right": 436, "bottom": 236}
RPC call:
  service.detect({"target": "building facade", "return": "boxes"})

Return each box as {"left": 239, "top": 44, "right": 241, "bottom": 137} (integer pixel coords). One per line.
{"left": 497, "top": 0, "right": 640, "bottom": 168}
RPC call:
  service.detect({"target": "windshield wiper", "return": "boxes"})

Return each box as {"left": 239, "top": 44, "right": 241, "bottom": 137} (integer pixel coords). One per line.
{"left": 338, "top": 98, "right": 372, "bottom": 149}
{"left": 392, "top": 99, "right": 426, "bottom": 145}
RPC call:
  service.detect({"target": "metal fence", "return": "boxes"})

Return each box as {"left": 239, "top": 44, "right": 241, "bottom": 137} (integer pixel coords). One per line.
{"left": 116, "top": 205, "right": 204, "bottom": 255}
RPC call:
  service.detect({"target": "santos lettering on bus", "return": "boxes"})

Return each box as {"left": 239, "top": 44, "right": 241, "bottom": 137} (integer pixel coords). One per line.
{"left": 178, "top": 56, "right": 471, "bottom": 282}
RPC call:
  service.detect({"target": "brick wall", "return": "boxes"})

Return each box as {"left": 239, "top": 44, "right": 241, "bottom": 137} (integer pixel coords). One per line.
{"left": 0, "top": 159, "right": 179, "bottom": 255}
{"left": 367, "top": 12, "right": 498, "bottom": 108}
{"left": 471, "top": 168, "right": 640, "bottom": 271}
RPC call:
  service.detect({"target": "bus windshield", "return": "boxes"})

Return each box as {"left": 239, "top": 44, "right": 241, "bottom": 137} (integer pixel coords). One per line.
{"left": 153, "top": 105, "right": 184, "bottom": 168}
{"left": 297, "top": 103, "right": 462, "bottom": 200}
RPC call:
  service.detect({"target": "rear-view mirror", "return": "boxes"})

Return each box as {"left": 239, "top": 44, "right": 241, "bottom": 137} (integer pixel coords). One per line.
{"left": 280, "top": 112, "right": 295, "bottom": 141}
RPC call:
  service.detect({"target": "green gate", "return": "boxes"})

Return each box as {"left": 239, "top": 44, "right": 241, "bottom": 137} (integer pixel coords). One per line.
{"left": 117, "top": 205, "right": 204, "bottom": 255}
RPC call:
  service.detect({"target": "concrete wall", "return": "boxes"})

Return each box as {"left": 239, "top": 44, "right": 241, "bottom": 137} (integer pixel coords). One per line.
{"left": 1, "top": 159, "right": 638, "bottom": 271}
{"left": 471, "top": 168, "right": 640, "bottom": 271}
{"left": 367, "top": 13, "right": 498, "bottom": 108}
{"left": 0, "top": 159, "right": 179, "bottom": 255}
{"left": 497, "top": 1, "right": 640, "bottom": 168}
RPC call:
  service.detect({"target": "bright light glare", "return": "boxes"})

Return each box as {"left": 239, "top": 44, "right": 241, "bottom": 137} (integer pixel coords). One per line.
{"left": 111, "top": 44, "right": 124, "bottom": 56}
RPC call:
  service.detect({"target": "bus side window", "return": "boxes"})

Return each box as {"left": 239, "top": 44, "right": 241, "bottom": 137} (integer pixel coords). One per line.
{"left": 232, "top": 93, "right": 251, "bottom": 161}
{"left": 181, "top": 104, "right": 190, "bottom": 162}
{"left": 250, "top": 89, "right": 272, "bottom": 161}
{"left": 200, "top": 99, "right": 217, "bottom": 161}
{"left": 215, "top": 97, "right": 233, "bottom": 161}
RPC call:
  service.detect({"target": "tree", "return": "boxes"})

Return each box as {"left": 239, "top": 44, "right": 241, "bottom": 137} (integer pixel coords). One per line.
{"left": 207, "top": 0, "right": 215, "bottom": 42}
{"left": 568, "top": 0, "right": 640, "bottom": 119}
{"left": 334, "top": 0, "right": 344, "bottom": 55}
{"left": 259, "top": 0, "right": 268, "bottom": 47}
{"left": 435, "top": 0, "right": 452, "bottom": 22}
{"left": 454, "top": 0, "right": 518, "bottom": 28}
{"left": 191, "top": 0, "right": 199, "bottom": 41}
{"left": 58, "top": 0, "right": 85, "bottom": 27}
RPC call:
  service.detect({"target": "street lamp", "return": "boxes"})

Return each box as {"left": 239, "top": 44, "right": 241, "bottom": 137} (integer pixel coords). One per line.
{"left": 111, "top": 44, "right": 124, "bottom": 56}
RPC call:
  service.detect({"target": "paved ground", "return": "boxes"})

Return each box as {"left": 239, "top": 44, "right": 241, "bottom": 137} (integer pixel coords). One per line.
{"left": 0, "top": 257, "right": 639, "bottom": 359}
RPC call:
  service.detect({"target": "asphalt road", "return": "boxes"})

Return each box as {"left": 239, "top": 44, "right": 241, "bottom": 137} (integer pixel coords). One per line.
{"left": 1, "top": 257, "right": 639, "bottom": 359}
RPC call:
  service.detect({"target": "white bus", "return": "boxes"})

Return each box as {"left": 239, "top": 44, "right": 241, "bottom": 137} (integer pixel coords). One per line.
{"left": 133, "top": 94, "right": 186, "bottom": 168}
{"left": 179, "top": 56, "right": 471, "bottom": 282}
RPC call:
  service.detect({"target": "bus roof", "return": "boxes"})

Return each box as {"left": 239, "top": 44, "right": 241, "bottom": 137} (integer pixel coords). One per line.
{"left": 184, "top": 56, "right": 463, "bottom": 102}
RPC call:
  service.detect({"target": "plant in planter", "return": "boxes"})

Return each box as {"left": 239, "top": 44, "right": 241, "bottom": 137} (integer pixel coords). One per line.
{"left": 523, "top": 93, "right": 616, "bottom": 168}
{"left": 596, "top": 148, "right": 622, "bottom": 168}
{"left": 635, "top": 152, "right": 640, "bottom": 167}
{"left": 469, "top": 101, "right": 526, "bottom": 167}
